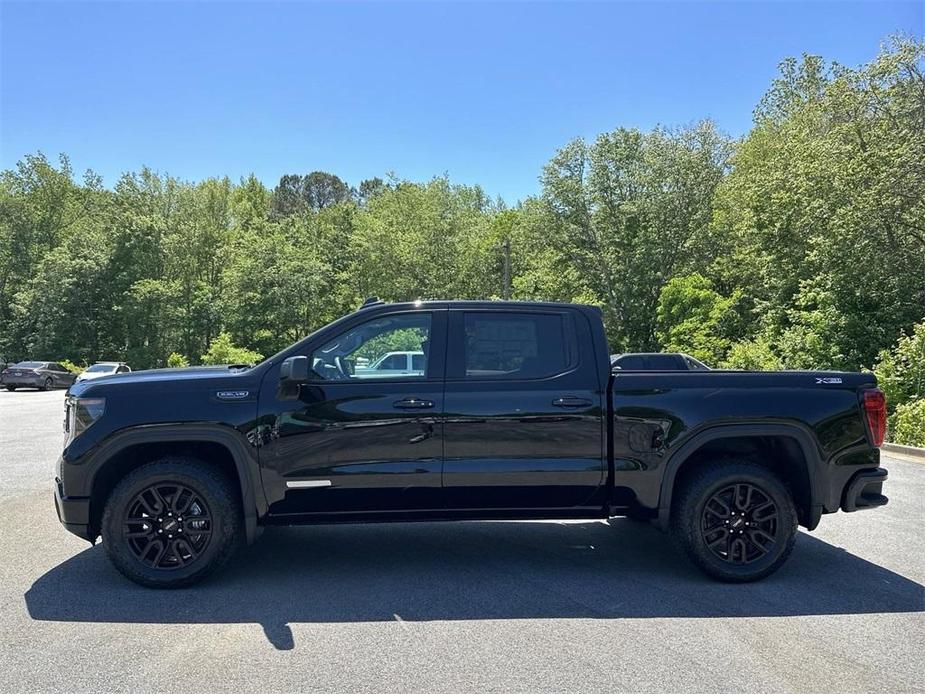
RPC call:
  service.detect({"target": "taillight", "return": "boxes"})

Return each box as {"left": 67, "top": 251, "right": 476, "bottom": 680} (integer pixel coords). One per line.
{"left": 861, "top": 388, "right": 886, "bottom": 447}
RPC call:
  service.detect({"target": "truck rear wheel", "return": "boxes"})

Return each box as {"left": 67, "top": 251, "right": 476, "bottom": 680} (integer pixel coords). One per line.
{"left": 672, "top": 461, "right": 797, "bottom": 582}
{"left": 101, "top": 457, "right": 242, "bottom": 588}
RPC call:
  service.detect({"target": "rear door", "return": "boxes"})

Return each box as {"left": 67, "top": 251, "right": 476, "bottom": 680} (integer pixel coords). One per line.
{"left": 442, "top": 307, "right": 606, "bottom": 511}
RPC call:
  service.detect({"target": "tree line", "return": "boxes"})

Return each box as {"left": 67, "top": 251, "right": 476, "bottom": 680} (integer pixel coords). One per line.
{"left": 1, "top": 37, "right": 923, "bottom": 440}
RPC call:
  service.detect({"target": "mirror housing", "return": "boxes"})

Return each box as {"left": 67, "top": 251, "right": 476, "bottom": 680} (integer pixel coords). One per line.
{"left": 279, "top": 355, "right": 309, "bottom": 383}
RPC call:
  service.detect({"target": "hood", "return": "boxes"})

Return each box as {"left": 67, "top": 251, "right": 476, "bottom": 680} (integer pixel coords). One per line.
{"left": 69, "top": 364, "right": 256, "bottom": 396}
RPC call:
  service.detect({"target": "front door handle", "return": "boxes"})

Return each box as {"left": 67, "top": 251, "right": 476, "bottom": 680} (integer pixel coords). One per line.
{"left": 393, "top": 397, "right": 435, "bottom": 410}
{"left": 552, "top": 396, "right": 593, "bottom": 408}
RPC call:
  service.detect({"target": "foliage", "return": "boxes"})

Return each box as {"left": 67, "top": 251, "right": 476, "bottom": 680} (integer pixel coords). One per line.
{"left": 58, "top": 359, "right": 85, "bottom": 374}
{"left": 890, "top": 399, "right": 925, "bottom": 447}
{"left": 711, "top": 36, "right": 925, "bottom": 371}
{"left": 721, "top": 337, "right": 785, "bottom": 371}
{"left": 540, "top": 121, "right": 732, "bottom": 351}
{"left": 873, "top": 320, "right": 925, "bottom": 409}
{"left": 656, "top": 274, "right": 746, "bottom": 365}
{"left": 200, "top": 333, "right": 263, "bottom": 366}
{"left": 166, "top": 352, "right": 189, "bottom": 368}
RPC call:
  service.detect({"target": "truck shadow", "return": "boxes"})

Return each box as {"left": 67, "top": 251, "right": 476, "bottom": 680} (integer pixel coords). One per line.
{"left": 25, "top": 520, "right": 925, "bottom": 650}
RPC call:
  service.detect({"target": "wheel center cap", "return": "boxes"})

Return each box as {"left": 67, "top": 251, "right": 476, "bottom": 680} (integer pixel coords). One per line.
{"left": 162, "top": 519, "right": 178, "bottom": 532}
{"left": 731, "top": 517, "right": 745, "bottom": 529}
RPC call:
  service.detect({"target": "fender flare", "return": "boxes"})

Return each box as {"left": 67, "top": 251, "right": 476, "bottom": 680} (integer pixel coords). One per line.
{"left": 82, "top": 424, "right": 266, "bottom": 544}
{"left": 655, "top": 423, "right": 824, "bottom": 531}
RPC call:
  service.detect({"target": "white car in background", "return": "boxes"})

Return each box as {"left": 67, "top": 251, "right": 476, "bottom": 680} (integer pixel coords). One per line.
{"left": 75, "top": 362, "right": 132, "bottom": 383}
{"left": 354, "top": 351, "right": 425, "bottom": 378}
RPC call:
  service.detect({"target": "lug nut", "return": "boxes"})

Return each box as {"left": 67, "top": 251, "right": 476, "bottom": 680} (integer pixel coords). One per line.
{"left": 158, "top": 529, "right": 163, "bottom": 534}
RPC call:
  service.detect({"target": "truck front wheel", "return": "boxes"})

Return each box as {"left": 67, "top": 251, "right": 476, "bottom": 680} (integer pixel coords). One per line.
{"left": 672, "top": 461, "right": 797, "bottom": 582}
{"left": 101, "top": 457, "right": 242, "bottom": 588}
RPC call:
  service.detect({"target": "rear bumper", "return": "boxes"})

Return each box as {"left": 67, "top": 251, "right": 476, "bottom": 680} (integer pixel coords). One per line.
{"left": 54, "top": 477, "right": 93, "bottom": 542}
{"left": 2, "top": 377, "right": 42, "bottom": 387}
{"left": 841, "top": 467, "right": 888, "bottom": 512}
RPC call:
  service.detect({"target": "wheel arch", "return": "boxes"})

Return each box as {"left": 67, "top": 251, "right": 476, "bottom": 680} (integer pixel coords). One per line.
{"left": 656, "top": 423, "right": 823, "bottom": 532}
{"left": 84, "top": 425, "right": 265, "bottom": 545}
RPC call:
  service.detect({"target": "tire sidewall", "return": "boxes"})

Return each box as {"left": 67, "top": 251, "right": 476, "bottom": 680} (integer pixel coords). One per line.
{"left": 681, "top": 464, "right": 797, "bottom": 581}
{"left": 101, "top": 461, "right": 239, "bottom": 587}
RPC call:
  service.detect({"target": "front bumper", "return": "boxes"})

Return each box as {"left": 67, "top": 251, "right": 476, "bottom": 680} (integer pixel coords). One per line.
{"left": 54, "top": 477, "right": 93, "bottom": 542}
{"left": 841, "top": 467, "right": 889, "bottom": 512}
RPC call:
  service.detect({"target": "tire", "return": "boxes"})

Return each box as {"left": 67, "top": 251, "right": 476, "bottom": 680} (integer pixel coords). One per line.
{"left": 101, "top": 457, "right": 242, "bottom": 588}
{"left": 41, "top": 377, "right": 53, "bottom": 391}
{"left": 5, "top": 386, "right": 15, "bottom": 392}
{"left": 671, "top": 460, "right": 798, "bottom": 582}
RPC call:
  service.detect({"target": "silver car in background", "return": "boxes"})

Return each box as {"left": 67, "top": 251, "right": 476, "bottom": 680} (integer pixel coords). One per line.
{"left": 1, "top": 361, "right": 77, "bottom": 391}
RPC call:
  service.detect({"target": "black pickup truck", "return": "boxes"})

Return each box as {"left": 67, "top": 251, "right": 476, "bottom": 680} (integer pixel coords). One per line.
{"left": 55, "top": 300, "right": 889, "bottom": 587}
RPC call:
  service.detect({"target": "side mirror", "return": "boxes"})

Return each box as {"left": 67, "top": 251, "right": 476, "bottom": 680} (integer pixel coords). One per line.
{"left": 279, "top": 356, "right": 309, "bottom": 383}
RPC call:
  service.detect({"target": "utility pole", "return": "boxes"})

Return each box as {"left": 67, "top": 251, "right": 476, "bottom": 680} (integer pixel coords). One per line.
{"left": 502, "top": 236, "right": 511, "bottom": 300}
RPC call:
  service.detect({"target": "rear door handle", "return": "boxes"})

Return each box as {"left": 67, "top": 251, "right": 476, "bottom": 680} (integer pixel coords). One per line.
{"left": 393, "top": 397, "right": 435, "bottom": 410}
{"left": 552, "top": 396, "right": 593, "bottom": 408}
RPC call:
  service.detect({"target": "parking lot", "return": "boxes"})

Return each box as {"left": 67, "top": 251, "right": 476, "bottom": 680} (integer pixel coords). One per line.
{"left": 0, "top": 388, "right": 923, "bottom": 693}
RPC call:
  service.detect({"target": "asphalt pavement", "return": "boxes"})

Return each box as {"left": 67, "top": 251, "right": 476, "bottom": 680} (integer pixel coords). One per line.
{"left": 1, "top": 388, "right": 923, "bottom": 693}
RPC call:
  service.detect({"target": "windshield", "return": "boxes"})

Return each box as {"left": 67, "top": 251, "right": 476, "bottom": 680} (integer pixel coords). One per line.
{"left": 14, "top": 361, "right": 44, "bottom": 369}
{"left": 86, "top": 364, "right": 117, "bottom": 373}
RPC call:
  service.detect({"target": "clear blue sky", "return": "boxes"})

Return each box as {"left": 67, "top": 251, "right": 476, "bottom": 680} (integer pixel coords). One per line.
{"left": 1, "top": 1, "right": 922, "bottom": 203}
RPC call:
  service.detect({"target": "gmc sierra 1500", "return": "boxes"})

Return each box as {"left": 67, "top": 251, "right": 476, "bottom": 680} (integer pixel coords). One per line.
{"left": 55, "top": 299, "right": 888, "bottom": 587}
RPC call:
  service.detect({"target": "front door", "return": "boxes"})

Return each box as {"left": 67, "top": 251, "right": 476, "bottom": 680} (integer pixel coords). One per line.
{"left": 442, "top": 308, "right": 606, "bottom": 511}
{"left": 259, "top": 309, "right": 447, "bottom": 518}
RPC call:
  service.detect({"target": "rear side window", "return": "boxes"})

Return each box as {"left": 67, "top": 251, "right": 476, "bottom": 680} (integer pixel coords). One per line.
{"left": 462, "top": 312, "right": 574, "bottom": 379}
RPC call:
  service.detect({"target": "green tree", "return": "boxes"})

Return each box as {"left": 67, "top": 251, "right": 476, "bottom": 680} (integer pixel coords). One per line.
{"left": 712, "top": 37, "right": 925, "bottom": 370}
{"left": 655, "top": 274, "right": 746, "bottom": 365}
{"left": 200, "top": 332, "right": 263, "bottom": 366}
{"left": 541, "top": 121, "right": 732, "bottom": 351}
{"left": 167, "top": 352, "right": 190, "bottom": 368}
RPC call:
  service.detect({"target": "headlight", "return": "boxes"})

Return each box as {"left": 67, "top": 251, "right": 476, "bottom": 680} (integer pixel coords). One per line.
{"left": 64, "top": 395, "right": 105, "bottom": 442}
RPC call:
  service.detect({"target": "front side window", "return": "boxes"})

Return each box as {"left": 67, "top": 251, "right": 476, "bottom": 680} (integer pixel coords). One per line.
{"left": 463, "top": 312, "right": 573, "bottom": 379}
{"left": 310, "top": 313, "right": 431, "bottom": 381}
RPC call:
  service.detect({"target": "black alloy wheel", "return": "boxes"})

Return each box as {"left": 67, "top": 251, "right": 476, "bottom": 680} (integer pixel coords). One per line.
{"left": 672, "top": 460, "right": 797, "bottom": 582}
{"left": 123, "top": 482, "right": 213, "bottom": 570}
{"left": 101, "top": 457, "right": 242, "bottom": 588}
{"left": 700, "top": 482, "right": 779, "bottom": 565}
